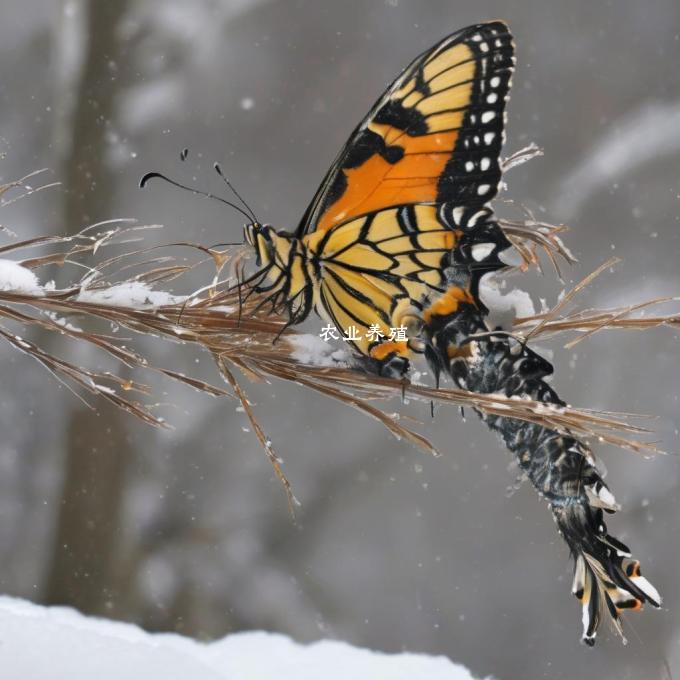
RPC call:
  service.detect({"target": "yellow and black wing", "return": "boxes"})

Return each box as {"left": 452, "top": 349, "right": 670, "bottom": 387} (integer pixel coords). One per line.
{"left": 296, "top": 21, "right": 515, "bottom": 236}
{"left": 306, "top": 204, "right": 466, "bottom": 358}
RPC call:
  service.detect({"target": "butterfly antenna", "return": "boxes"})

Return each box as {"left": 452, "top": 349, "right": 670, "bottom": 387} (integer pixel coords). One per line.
{"left": 213, "top": 162, "right": 259, "bottom": 223}
{"left": 139, "top": 171, "right": 253, "bottom": 222}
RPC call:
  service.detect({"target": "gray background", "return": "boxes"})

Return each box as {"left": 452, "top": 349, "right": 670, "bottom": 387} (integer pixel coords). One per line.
{"left": 1, "top": 1, "right": 679, "bottom": 678}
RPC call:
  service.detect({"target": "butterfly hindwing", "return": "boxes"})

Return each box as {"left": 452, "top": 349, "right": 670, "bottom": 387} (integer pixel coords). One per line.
{"left": 297, "top": 21, "right": 514, "bottom": 236}
{"left": 307, "top": 204, "right": 459, "bottom": 357}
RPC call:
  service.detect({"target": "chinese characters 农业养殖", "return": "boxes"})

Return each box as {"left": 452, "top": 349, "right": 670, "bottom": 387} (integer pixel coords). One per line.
{"left": 319, "top": 324, "right": 409, "bottom": 342}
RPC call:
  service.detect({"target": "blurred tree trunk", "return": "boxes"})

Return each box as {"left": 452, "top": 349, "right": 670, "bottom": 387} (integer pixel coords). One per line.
{"left": 44, "top": 0, "right": 133, "bottom": 615}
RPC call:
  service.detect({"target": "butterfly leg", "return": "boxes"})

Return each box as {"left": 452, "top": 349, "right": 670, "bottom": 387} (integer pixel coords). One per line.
{"left": 365, "top": 340, "right": 411, "bottom": 379}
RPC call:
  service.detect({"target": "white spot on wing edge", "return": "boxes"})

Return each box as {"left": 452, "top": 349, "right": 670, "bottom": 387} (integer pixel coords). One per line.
{"left": 471, "top": 243, "right": 494, "bottom": 261}
{"left": 631, "top": 576, "right": 661, "bottom": 604}
{"left": 467, "top": 209, "right": 487, "bottom": 227}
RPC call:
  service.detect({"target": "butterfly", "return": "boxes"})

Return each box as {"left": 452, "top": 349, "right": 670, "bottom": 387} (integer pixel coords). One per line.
{"left": 241, "top": 26, "right": 661, "bottom": 646}
{"left": 243, "top": 21, "right": 515, "bottom": 376}
{"left": 142, "top": 20, "right": 661, "bottom": 645}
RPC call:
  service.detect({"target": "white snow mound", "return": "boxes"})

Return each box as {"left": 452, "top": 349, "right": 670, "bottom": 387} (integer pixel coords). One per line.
{"left": 287, "top": 333, "right": 349, "bottom": 367}
{"left": 0, "top": 259, "right": 42, "bottom": 294}
{"left": 77, "top": 281, "right": 183, "bottom": 307}
{"left": 0, "top": 596, "right": 490, "bottom": 680}
{"left": 479, "top": 275, "right": 535, "bottom": 331}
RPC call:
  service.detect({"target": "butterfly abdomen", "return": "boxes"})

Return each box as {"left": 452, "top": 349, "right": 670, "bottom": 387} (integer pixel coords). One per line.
{"left": 422, "top": 284, "right": 661, "bottom": 645}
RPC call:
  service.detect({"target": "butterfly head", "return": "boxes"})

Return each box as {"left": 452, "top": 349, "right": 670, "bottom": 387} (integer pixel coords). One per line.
{"left": 244, "top": 222, "right": 277, "bottom": 267}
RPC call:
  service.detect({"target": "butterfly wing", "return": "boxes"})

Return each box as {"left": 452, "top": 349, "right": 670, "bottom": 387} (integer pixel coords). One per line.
{"left": 307, "top": 204, "right": 463, "bottom": 359}
{"left": 297, "top": 21, "right": 514, "bottom": 236}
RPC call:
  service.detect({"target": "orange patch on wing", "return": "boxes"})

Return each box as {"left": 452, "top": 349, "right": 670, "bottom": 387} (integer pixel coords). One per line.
{"left": 442, "top": 231, "right": 456, "bottom": 249}
{"left": 447, "top": 344, "right": 473, "bottom": 359}
{"left": 422, "top": 286, "right": 475, "bottom": 323}
{"left": 624, "top": 600, "right": 643, "bottom": 612}
{"left": 369, "top": 340, "right": 409, "bottom": 361}
{"left": 316, "top": 128, "right": 459, "bottom": 233}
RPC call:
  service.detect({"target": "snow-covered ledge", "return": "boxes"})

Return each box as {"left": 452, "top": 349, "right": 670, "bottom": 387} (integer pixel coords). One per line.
{"left": 0, "top": 597, "right": 490, "bottom": 679}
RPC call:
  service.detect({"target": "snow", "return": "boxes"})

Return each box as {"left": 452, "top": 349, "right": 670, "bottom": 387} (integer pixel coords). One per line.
{"left": 77, "top": 281, "right": 184, "bottom": 308}
{"left": 0, "top": 596, "right": 488, "bottom": 680}
{"left": 479, "top": 274, "right": 536, "bottom": 330}
{"left": 287, "top": 333, "right": 349, "bottom": 367}
{"left": 0, "top": 259, "right": 42, "bottom": 294}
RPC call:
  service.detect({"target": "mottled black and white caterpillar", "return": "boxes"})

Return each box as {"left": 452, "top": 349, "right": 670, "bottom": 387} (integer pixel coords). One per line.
{"left": 422, "top": 215, "right": 661, "bottom": 646}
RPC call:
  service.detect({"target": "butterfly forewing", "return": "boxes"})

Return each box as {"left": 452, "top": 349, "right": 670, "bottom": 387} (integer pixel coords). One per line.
{"left": 297, "top": 21, "right": 514, "bottom": 236}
